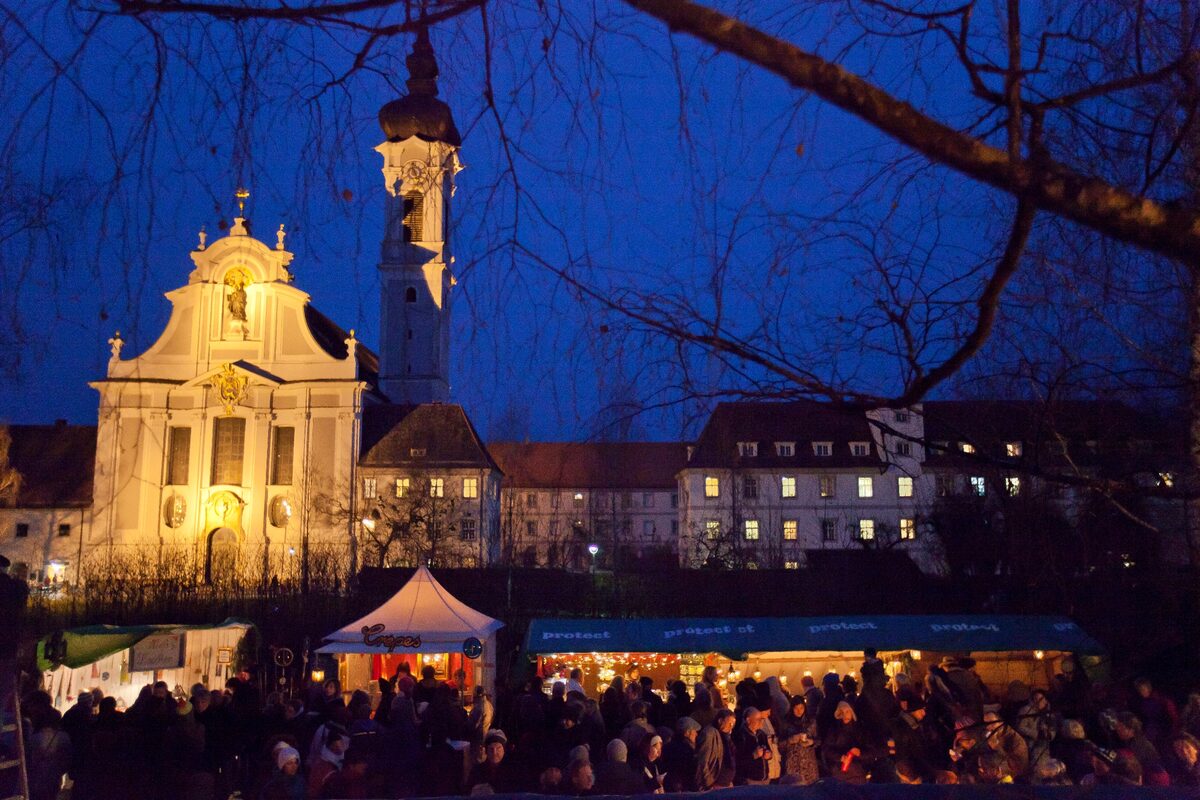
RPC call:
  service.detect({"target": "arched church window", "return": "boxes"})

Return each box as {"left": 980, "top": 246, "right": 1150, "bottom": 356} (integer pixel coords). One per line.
{"left": 211, "top": 417, "right": 246, "bottom": 485}
{"left": 402, "top": 191, "right": 424, "bottom": 242}
{"left": 405, "top": 286, "right": 417, "bottom": 303}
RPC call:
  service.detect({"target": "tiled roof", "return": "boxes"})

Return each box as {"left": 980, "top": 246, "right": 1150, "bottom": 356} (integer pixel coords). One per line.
{"left": 921, "top": 400, "right": 1179, "bottom": 472}
{"left": 686, "top": 401, "right": 880, "bottom": 469}
{"left": 2, "top": 424, "right": 95, "bottom": 507}
{"left": 304, "top": 304, "right": 380, "bottom": 386}
{"left": 487, "top": 442, "right": 687, "bottom": 489}
{"left": 359, "top": 403, "right": 499, "bottom": 470}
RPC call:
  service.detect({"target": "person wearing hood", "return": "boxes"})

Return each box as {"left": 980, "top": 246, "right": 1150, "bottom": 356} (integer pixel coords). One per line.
{"left": 693, "top": 720, "right": 725, "bottom": 791}
{"left": 306, "top": 725, "right": 348, "bottom": 799}
{"left": 822, "top": 701, "right": 871, "bottom": 784}
{"left": 816, "top": 673, "right": 845, "bottom": 740}
{"left": 262, "top": 745, "right": 305, "bottom": 800}
{"left": 593, "top": 738, "right": 644, "bottom": 795}
{"left": 629, "top": 733, "right": 667, "bottom": 792}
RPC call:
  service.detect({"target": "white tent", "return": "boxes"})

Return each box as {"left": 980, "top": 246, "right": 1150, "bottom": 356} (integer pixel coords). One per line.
{"left": 317, "top": 566, "right": 503, "bottom": 692}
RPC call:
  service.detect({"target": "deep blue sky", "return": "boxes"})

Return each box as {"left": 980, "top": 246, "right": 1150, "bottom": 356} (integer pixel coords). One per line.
{"left": 0, "top": 2, "right": 1173, "bottom": 439}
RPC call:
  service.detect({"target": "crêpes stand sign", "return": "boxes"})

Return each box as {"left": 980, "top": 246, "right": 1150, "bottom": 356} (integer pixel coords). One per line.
{"left": 361, "top": 624, "right": 421, "bottom": 652}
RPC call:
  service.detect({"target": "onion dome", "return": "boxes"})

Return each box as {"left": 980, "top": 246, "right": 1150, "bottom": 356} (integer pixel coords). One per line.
{"left": 378, "top": 27, "right": 462, "bottom": 146}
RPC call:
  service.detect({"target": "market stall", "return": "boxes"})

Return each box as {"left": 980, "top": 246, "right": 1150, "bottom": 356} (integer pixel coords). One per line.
{"left": 38, "top": 619, "right": 253, "bottom": 710}
{"left": 317, "top": 566, "right": 502, "bottom": 700}
{"left": 525, "top": 615, "right": 1104, "bottom": 702}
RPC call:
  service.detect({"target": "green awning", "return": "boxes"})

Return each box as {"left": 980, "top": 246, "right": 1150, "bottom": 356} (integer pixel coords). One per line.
{"left": 37, "top": 618, "right": 253, "bottom": 671}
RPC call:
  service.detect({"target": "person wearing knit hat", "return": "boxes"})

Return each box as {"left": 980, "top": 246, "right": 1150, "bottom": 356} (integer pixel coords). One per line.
{"left": 483, "top": 728, "right": 507, "bottom": 746}
{"left": 594, "top": 738, "right": 642, "bottom": 795}
{"left": 260, "top": 745, "right": 304, "bottom": 800}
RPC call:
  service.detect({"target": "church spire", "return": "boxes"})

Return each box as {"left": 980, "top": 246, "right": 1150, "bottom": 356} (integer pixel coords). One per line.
{"left": 374, "top": 26, "right": 463, "bottom": 405}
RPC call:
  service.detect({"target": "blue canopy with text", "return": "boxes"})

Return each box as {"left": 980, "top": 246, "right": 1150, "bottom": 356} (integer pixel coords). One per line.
{"left": 525, "top": 615, "right": 1103, "bottom": 658}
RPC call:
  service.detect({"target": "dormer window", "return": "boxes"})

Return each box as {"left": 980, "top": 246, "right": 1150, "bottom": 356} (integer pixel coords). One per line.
{"left": 894, "top": 410, "right": 910, "bottom": 423}
{"left": 775, "top": 441, "right": 795, "bottom": 457}
{"left": 1005, "top": 441, "right": 1023, "bottom": 457}
{"left": 813, "top": 442, "right": 832, "bottom": 456}
{"left": 850, "top": 441, "right": 871, "bottom": 457}
{"left": 405, "top": 286, "right": 417, "bottom": 303}
{"left": 737, "top": 441, "right": 758, "bottom": 457}
{"left": 409, "top": 447, "right": 427, "bottom": 457}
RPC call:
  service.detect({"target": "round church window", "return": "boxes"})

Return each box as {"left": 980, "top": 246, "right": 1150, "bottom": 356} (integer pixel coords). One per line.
{"left": 163, "top": 494, "right": 187, "bottom": 528}
{"left": 269, "top": 495, "right": 293, "bottom": 528}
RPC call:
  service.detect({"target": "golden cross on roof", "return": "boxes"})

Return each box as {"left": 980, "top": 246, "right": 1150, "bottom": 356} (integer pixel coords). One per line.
{"left": 235, "top": 187, "right": 250, "bottom": 215}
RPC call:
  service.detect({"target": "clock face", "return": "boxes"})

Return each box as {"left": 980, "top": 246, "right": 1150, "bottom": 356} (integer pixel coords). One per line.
{"left": 462, "top": 637, "right": 483, "bottom": 659}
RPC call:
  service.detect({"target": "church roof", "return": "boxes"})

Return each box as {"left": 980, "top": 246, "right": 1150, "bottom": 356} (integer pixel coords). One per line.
{"left": 359, "top": 404, "right": 498, "bottom": 470}
{"left": 304, "top": 305, "right": 380, "bottom": 386}
{"left": 2, "top": 423, "right": 95, "bottom": 507}
{"left": 378, "top": 27, "right": 461, "bottom": 146}
{"left": 487, "top": 441, "right": 687, "bottom": 490}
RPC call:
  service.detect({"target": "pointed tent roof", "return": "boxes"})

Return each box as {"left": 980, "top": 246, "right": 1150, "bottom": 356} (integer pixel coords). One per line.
{"left": 317, "top": 566, "right": 502, "bottom": 654}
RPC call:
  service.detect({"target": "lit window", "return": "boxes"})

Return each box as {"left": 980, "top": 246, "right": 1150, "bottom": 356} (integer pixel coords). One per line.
{"left": 858, "top": 476, "right": 874, "bottom": 498}
{"left": 784, "top": 560, "right": 800, "bottom": 570}
{"left": 270, "top": 427, "right": 295, "bottom": 485}
{"left": 167, "top": 427, "right": 191, "bottom": 485}
{"left": 363, "top": 477, "right": 377, "bottom": 499}
{"left": 573, "top": 492, "right": 585, "bottom": 507}
{"left": 781, "top": 476, "right": 796, "bottom": 498}
{"left": 960, "top": 442, "right": 976, "bottom": 454}
{"left": 895, "top": 441, "right": 912, "bottom": 457}
{"left": 775, "top": 442, "right": 795, "bottom": 457}
{"left": 742, "top": 478, "right": 758, "bottom": 500}
{"left": 783, "top": 520, "right": 798, "bottom": 540}
{"left": 859, "top": 519, "right": 875, "bottom": 540}
{"left": 705, "top": 520, "right": 720, "bottom": 539}
{"left": 851, "top": 442, "right": 871, "bottom": 457}
{"left": 970, "top": 476, "right": 986, "bottom": 496}
{"left": 819, "top": 475, "right": 836, "bottom": 498}
{"left": 813, "top": 442, "right": 832, "bottom": 456}
{"left": 1004, "top": 476, "right": 1021, "bottom": 496}
{"left": 1158, "top": 472, "right": 1175, "bottom": 488}
{"left": 897, "top": 476, "right": 913, "bottom": 498}
{"left": 430, "top": 478, "right": 444, "bottom": 498}
{"left": 460, "top": 518, "right": 477, "bottom": 541}
{"left": 463, "top": 477, "right": 479, "bottom": 499}
{"left": 704, "top": 476, "right": 720, "bottom": 498}
{"left": 211, "top": 417, "right": 246, "bottom": 486}
{"left": 744, "top": 519, "right": 760, "bottom": 540}
{"left": 1005, "top": 441, "right": 1023, "bottom": 457}
{"left": 395, "top": 478, "right": 409, "bottom": 498}
{"left": 737, "top": 441, "right": 758, "bottom": 457}
{"left": 900, "top": 518, "right": 916, "bottom": 540}
{"left": 821, "top": 519, "right": 837, "bottom": 542}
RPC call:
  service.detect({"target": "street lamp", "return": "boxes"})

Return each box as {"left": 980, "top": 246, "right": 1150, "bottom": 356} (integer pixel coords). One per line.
{"left": 588, "top": 543, "right": 599, "bottom": 572}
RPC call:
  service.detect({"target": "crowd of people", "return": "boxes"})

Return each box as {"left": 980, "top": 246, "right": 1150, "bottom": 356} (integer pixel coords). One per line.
{"left": 6, "top": 652, "right": 1200, "bottom": 799}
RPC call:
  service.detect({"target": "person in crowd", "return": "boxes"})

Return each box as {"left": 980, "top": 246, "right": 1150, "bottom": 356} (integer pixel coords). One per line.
{"left": 261, "top": 745, "right": 305, "bottom": 800}
{"left": 466, "top": 729, "right": 518, "bottom": 794}
{"left": 619, "top": 700, "right": 654, "bottom": 753}
{"left": 1051, "top": 719, "right": 1096, "bottom": 783}
{"left": 1113, "top": 710, "right": 1170, "bottom": 785}
{"left": 981, "top": 710, "right": 1029, "bottom": 780}
{"left": 816, "top": 672, "right": 845, "bottom": 740}
{"left": 667, "top": 680, "right": 691, "bottom": 722}
{"left": 306, "top": 724, "right": 348, "bottom": 798}
{"left": 1032, "top": 758, "right": 1072, "bottom": 786}
{"left": 320, "top": 747, "right": 371, "bottom": 799}
{"left": 566, "top": 757, "right": 595, "bottom": 796}
{"left": 413, "top": 666, "right": 442, "bottom": 705}
{"left": 592, "top": 738, "right": 642, "bottom": 795}
{"left": 565, "top": 668, "right": 585, "bottom": 697}
{"left": 662, "top": 716, "right": 700, "bottom": 792}
{"left": 1168, "top": 732, "right": 1200, "bottom": 786}
{"left": 629, "top": 733, "right": 666, "bottom": 792}
{"left": 733, "top": 706, "right": 772, "bottom": 785}
{"left": 698, "top": 666, "right": 725, "bottom": 711}
{"left": 693, "top": 717, "right": 725, "bottom": 791}
{"left": 777, "top": 695, "right": 819, "bottom": 785}
{"left": 822, "top": 700, "right": 870, "bottom": 784}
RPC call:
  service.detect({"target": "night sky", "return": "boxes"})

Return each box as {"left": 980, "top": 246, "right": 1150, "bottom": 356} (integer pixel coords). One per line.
{"left": 0, "top": 3, "right": 1174, "bottom": 439}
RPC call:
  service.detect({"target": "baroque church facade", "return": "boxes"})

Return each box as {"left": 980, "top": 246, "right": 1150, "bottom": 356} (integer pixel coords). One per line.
{"left": 77, "top": 29, "right": 500, "bottom": 583}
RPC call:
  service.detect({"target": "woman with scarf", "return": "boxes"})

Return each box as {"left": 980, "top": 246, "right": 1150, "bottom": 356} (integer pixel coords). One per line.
{"left": 778, "top": 696, "right": 820, "bottom": 785}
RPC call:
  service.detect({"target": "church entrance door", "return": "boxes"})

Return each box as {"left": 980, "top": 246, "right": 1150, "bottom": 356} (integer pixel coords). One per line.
{"left": 206, "top": 527, "right": 240, "bottom": 584}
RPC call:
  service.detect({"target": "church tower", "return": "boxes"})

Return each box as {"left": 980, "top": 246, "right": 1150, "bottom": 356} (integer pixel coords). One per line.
{"left": 376, "top": 27, "right": 462, "bottom": 404}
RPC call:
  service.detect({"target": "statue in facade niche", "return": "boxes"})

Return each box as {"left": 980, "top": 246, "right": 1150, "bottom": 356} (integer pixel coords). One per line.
{"left": 224, "top": 268, "right": 251, "bottom": 338}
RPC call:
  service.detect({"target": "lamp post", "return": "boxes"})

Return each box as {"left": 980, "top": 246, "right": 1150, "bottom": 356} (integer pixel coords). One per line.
{"left": 587, "top": 543, "right": 600, "bottom": 617}
{"left": 588, "top": 543, "right": 599, "bottom": 573}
